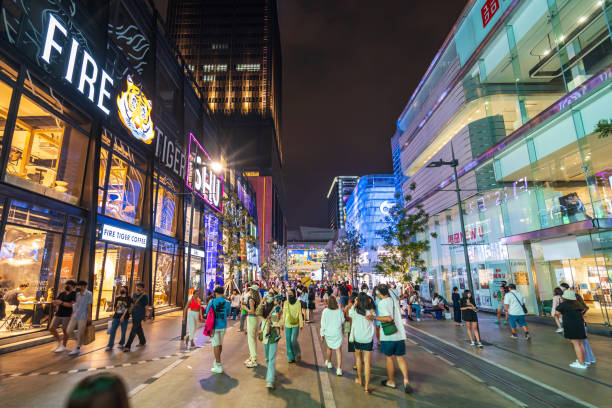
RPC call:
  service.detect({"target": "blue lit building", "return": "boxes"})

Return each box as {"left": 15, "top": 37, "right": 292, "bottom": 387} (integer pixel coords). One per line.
{"left": 391, "top": 131, "right": 408, "bottom": 205}
{"left": 345, "top": 175, "right": 396, "bottom": 274}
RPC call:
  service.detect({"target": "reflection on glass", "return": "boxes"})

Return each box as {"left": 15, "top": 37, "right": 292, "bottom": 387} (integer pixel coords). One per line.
{"left": 6, "top": 95, "right": 89, "bottom": 205}
{"left": 93, "top": 243, "right": 135, "bottom": 319}
{"left": 154, "top": 180, "right": 178, "bottom": 237}
{"left": 0, "top": 80, "right": 14, "bottom": 146}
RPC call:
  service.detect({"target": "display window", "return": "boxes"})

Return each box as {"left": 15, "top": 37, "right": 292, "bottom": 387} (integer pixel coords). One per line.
{"left": 0, "top": 79, "right": 14, "bottom": 151}
{"left": 93, "top": 241, "right": 142, "bottom": 320}
{"left": 5, "top": 92, "right": 90, "bottom": 205}
{"left": 154, "top": 173, "right": 179, "bottom": 237}
{"left": 98, "top": 129, "right": 146, "bottom": 224}
{"left": 152, "top": 239, "right": 179, "bottom": 307}
{"left": 0, "top": 199, "right": 84, "bottom": 338}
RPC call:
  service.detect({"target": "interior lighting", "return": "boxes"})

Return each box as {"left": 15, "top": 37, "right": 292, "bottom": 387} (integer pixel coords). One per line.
{"left": 211, "top": 161, "right": 223, "bottom": 173}
{"left": 543, "top": 49, "right": 550, "bottom": 56}
{"left": 578, "top": 16, "right": 587, "bottom": 24}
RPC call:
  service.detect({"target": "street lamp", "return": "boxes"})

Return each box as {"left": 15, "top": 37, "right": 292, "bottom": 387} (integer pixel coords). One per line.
{"left": 426, "top": 142, "right": 475, "bottom": 295}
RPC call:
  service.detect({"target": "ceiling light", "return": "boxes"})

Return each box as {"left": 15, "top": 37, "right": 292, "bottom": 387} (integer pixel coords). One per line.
{"left": 578, "top": 16, "right": 587, "bottom": 23}
{"left": 543, "top": 49, "right": 550, "bottom": 55}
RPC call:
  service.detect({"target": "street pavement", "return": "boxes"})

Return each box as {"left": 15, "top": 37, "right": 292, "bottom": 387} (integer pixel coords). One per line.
{"left": 0, "top": 307, "right": 610, "bottom": 407}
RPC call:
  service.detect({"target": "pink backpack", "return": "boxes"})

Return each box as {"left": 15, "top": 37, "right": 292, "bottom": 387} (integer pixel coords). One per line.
{"left": 203, "top": 305, "right": 216, "bottom": 337}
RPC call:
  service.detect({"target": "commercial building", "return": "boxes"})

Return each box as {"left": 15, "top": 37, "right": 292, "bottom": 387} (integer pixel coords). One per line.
{"left": 0, "top": 0, "right": 254, "bottom": 343}
{"left": 166, "top": 0, "right": 286, "bottom": 262}
{"left": 345, "top": 175, "right": 396, "bottom": 275}
{"left": 287, "top": 227, "right": 335, "bottom": 281}
{"left": 394, "top": 0, "right": 612, "bottom": 325}
{"left": 327, "top": 176, "right": 359, "bottom": 230}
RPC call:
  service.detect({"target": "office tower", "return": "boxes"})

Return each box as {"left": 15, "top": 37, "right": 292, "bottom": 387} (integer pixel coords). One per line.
{"left": 327, "top": 176, "right": 359, "bottom": 230}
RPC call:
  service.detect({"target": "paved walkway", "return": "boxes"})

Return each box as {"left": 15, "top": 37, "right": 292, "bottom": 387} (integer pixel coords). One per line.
{"left": 0, "top": 308, "right": 610, "bottom": 407}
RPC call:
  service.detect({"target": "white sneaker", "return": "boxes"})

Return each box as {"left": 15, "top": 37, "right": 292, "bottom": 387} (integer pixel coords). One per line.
{"left": 555, "top": 328, "right": 563, "bottom": 333}
{"left": 325, "top": 360, "right": 332, "bottom": 369}
{"left": 336, "top": 368, "right": 342, "bottom": 376}
{"left": 470, "top": 341, "right": 475, "bottom": 346}
{"left": 477, "top": 342, "right": 483, "bottom": 348}
{"left": 54, "top": 344, "right": 66, "bottom": 353}
{"left": 569, "top": 361, "right": 587, "bottom": 369}
{"left": 246, "top": 360, "right": 257, "bottom": 368}
{"left": 244, "top": 357, "right": 253, "bottom": 365}
{"left": 211, "top": 364, "right": 223, "bottom": 374}
{"left": 68, "top": 347, "right": 80, "bottom": 356}
{"left": 417, "top": 318, "right": 421, "bottom": 322}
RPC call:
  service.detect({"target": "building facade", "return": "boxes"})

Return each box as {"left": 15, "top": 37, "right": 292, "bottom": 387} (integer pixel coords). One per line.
{"left": 0, "top": 0, "right": 243, "bottom": 342}
{"left": 395, "top": 0, "right": 612, "bottom": 325}
{"left": 327, "top": 176, "right": 359, "bottom": 230}
{"left": 345, "top": 175, "right": 395, "bottom": 275}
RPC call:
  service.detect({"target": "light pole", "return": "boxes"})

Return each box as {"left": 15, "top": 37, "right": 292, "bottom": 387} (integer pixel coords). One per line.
{"left": 426, "top": 142, "right": 475, "bottom": 296}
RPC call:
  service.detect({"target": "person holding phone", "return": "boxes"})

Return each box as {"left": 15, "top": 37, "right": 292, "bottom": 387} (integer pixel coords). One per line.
{"left": 460, "top": 290, "right": 482, "bottom": 347}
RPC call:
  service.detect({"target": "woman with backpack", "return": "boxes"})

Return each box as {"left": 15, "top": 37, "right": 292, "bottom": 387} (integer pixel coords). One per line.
{"left": 259, "top": 292, "right": 282, "bottom": 389}
{"left": 282, "top": 288, "right": 303, "bottom": 363}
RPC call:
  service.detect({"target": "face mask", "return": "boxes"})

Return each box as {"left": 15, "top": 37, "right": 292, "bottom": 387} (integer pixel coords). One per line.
{"left": 120, "top": 291, "right": 126, "bottom": 295}
{"left": 65, "top": 286, "right": 71, "bottom": 291}
{"left": 288, "top": 295, "right": 296, "bottom": 303}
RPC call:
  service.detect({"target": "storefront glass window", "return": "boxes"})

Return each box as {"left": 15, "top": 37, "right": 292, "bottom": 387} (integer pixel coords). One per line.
{"left": 153, "top": 239, "right": 178, "bottom": 307}
{"left": 154, "top": 174, "right": 179, "bottom": 237}
{"left": 0, "top": 79, "right": 14, "bottom": 150}
{"left": 5, "top": 95, "right": 89, "bottom": 205}
{"left": 98, "top": 130, "right": 146, "bottom": 224}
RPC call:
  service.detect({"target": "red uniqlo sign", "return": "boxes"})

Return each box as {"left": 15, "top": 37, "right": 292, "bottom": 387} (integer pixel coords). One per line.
{"left": 481, "top": 0, "right": 500, "bottom": 28}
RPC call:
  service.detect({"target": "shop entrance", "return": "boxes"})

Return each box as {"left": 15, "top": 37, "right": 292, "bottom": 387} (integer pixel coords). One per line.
{"left": 93, "top": 242, "right": 142, "bottom": 320}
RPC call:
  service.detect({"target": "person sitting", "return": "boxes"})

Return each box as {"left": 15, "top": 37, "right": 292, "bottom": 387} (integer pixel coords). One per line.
{"left": 422, "top": 293, "right": 445, "bottom": 319}
{"left": 3, "top": 283, "right": 36, "bottom": 325}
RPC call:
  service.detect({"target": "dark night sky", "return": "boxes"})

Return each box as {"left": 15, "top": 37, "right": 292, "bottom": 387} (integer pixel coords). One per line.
{"left": 277, "top": 0, "right": 467, "bottom": 228}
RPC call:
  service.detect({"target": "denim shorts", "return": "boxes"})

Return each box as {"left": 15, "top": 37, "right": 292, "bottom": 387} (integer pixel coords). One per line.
{"left": 508, "top": 314, "right": 527, "bottom": 328}
{"left": 212, "top": 329, "right": 226, "bottom": 346}
{"left": 380, "top": 340, "right": 406, "bottom": 356}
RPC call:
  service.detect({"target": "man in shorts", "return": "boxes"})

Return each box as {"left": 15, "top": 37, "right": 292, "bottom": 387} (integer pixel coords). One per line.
{"left": 207, "top": 286, "right": 231, "bottom": 374}
{"left": 369, "top": 284, "right": 412, "bottom": 394}
{"left": 504, "top": 283, "right": 530, "bottom": 339}
{"left": 49, "top": 280, "right": 76, "bottom": 353}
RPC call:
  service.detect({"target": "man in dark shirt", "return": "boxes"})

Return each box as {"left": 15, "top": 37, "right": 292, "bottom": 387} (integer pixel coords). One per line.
{"left": 124, "top": 283, "right": 149, "bottom": 351}
{"left": 49, "top": 280, "right": 76, "bottom": 353}
{"left": 339, "top": 283, "right": 350, "bottom": 308}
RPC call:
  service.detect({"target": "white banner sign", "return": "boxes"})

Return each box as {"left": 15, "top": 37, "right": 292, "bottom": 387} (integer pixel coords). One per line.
{"left": 100, "top": 224, "right": 147, "bottom": 248}
{"left": 185, "top": 247, "right": 206, "bottom": 258}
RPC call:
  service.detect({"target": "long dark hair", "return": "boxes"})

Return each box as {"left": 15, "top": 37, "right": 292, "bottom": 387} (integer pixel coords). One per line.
{"left": 67, "top": 373, "right": 129, "bottom": 408}
{"left": 355, "top": 292, "right": 374, "bottom": 316}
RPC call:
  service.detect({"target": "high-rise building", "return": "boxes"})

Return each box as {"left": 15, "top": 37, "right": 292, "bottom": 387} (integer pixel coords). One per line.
{"left": 165, "top": 0, "right": 286, "bottom": 260}
{"left": 327, "top": 176, "right": 359, "bottom": 230}
{"left": 391, "top": 130, "right": 407, "bottom": 204}
{"left": 393, "top": 0, "right": 612, "bottom": 325}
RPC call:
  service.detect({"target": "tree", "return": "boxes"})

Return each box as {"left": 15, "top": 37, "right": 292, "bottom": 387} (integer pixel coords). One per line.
{"left": 596, "top": 119, "right": 612, "bottom": 138}
{"left": 331, "top": 227, "right": 363, "bottom": 286}
{"left": 376, "top": 182, "right": 436, "bottom": 282}
{"left": 265, "top": 243, "right": 288, "bottom": 279}
{"left": 217, "top": 190, "right": 256, "bottom": 287}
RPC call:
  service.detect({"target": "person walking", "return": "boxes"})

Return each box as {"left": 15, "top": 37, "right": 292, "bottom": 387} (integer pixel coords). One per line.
{"left": 460, "top": 290, "right": 483, "bottom": 347}
{"left": 551, "top": 287, "right": 564, "bottom": 333}
{"left": 230, "top": 289, "right": 241, "bottom": 321}
{"left": 184, "top": 289, "right": 203, "bottom": 350}
{"left": 339, "top": 283, "right": 350, "bottom": 308}
{"left": 106, "top": 287, "right": 132, "bottom": 351}
{"left": 124, "top": 283, "right": 148, "bottom": 352}
{"left": 495, "top": 280, "right": 508, "bottom": 324}
{"left": 243, "top": 284, "right": 261, "bottom": 368}
{"left": 282, "top": 288, "right": 303, "bottom": 363}
{"left": 370, "top": 284, "right": 412, "bottom": 394}
{"left": 49, "top": 280, "right": 76, "bottom": 353}
{"left": 451, "top": 287, "right": 462, "bottom": 326}
{"left": 207, "top": 286, "right": 231, "bottom": 373}
{"left": 260, "top": 292, "right": 282, "bottom": 389}
{"left": 66, "top": 281, "right": 93, "bottom": 356}
{"left": 350, "top": 292, "right": 375, "bottom": 394}
{"left": 299, "top": 287, "right": 309, "bottom": 322}
{"left": 239, "top": 287, "right": 248, "bottom": 332}
{"left": 307, "top": 286, "right": 316, "bottom": 323}
{"left": 320, "top": 295, "right": 345, "bottom": 376}
{"left": 504, "top": 283, "right": 530, "bottom": 340}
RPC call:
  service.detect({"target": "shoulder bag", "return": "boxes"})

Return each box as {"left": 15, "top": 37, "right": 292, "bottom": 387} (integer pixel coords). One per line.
{"left": 510, "top": 291, "right": 528, "bottom": 314}
{"left": 381, "top": 299, "right": 398, "bottom": 336}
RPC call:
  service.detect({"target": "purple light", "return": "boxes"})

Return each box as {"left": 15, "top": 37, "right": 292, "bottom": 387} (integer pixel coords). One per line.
{"left": 185, "top": 133, "right": 224, "bottom": 213}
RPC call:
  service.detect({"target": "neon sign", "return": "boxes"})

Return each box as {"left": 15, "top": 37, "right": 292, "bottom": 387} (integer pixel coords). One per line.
{"left": 117, "top": 76, "right": 155, "bottom": 144}
{"left": 186, "top": 133, "right": 223, "bottom": 212}
{"left": 40, "top": 15, "right": 113, "bottom": 115}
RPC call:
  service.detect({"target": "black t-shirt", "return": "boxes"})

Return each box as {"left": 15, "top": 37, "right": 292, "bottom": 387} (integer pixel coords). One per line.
{"left": 4, "top": 289, "right": 21, "bottom": 306}
{"left": 339, "top": 285, "right": 349, "bottom": 296}
{"left": 113, "top": 296, "right": 132, "bottom": 319}
{"left": 56, "top": 291, "right": 76, "bottom": 317}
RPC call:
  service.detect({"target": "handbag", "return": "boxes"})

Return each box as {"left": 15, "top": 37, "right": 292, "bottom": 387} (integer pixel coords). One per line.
{"left": 343, "top": 320, "right": 351, "bottom": 334}
{"left": 82, "top": 324, "right": 95, "bottom": 345}
{"left": 510, "top": 291, "right": 528, "bottom": 314}
{"left": 381, "top": 299, "right": 398, "bottom": 336}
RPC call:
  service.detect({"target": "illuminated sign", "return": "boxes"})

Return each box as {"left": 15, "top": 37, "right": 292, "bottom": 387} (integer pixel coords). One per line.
{"left": 100, "top": 224, "right": 147, "bottom": 248}
{"left": 40, "top": 15, "right": 113, "bottom": 115}
{"left": 379, "top": 200, "right": 393, "bottom": 216}
{"left": 186, "top": 133, "right": 223, "bottom": 212}
{"left": 185, "top": 247, "right": 206, "bottom": 258}
{"left": 117, "top": 76, "right": 155, "bottom": 144}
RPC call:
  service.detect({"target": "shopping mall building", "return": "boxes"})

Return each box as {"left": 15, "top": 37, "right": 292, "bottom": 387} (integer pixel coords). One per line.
{"left": 0, "top": 0, "right": 258, "bottom": 343}
{"left": 394, "top": 0, "right": 612, "bottom": 325}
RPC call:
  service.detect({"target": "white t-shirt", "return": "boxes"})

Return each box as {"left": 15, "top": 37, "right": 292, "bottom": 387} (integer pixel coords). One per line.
{"left": 504, "top": 290, "right": 526, "bottom": 316}
{"left": 348, "top": 307, "right": 374, "bottom": 344}
{"left": 378, "top": 296, "right": 406, "bottom": 341}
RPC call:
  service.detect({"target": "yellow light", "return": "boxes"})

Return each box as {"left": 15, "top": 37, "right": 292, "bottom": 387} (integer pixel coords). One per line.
{"left": 211, "top": 162, "right": 223, "bottom": 173}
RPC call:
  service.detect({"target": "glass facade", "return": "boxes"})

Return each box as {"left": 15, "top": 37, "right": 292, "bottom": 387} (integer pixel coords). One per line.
{"left": 346, "top": 175, "right": 396, "bottom": 273}
{"left": 397, "top": 0, "right": 612, "bottom": 325}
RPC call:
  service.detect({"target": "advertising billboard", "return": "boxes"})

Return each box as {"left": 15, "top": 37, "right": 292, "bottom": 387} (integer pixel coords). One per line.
{"left": 287, "top": 249, "right": 325, "bottom": 274}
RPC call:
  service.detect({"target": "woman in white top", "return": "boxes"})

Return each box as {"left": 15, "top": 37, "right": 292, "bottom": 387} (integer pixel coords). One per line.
{"left": 552, "top": 287, "right": 563, "bottom": 333}
{"left": 320, "top": 295, "right": 345, "bottom": 376}
{"left": 349, "top": 292, "right": 375, "bottom": 393}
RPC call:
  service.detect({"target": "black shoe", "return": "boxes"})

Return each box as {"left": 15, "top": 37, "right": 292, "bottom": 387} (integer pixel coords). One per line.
{"left": 136, "top": 343, "right": 146, "bottom": 347}
{"left": 404, "top": 383, "right": 413, "bottom": 394}
{"left": 123, "top": 347, "right": 131, "bottom": 352}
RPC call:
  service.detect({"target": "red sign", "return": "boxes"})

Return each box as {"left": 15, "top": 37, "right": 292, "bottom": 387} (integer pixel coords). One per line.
{"left": 481, "top": 0, "right": 500, "bottom": 28}
{"left": 448, "top": 226, "right": 485, "bottom": 245}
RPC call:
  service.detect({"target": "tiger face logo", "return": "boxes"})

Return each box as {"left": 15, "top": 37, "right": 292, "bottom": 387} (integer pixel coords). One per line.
{"left": 117, "top": 75, "right": 154, "bottom": 144}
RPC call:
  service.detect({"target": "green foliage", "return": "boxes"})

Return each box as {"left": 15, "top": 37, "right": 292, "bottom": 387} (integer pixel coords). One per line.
{"left": 217, "top": 190, "right": 256, "bottom": 282}
{"left": 375, "top": 184, "right": 433, "bottom": 282}
{"left": 327, "top": 227, "right": 363, "bottom": 285}
{"left": 596, "top": 119, "right": 612, "bottom": 138}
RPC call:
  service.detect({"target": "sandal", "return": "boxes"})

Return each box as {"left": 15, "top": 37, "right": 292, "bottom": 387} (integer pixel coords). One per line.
{"left": 404, "top": 383, "right": 413, "bottom": 394}
{"left": 364, "top": 388, "right": 372, "bottom": 394}
{"left": 381, "top": 380, "right": 396, "bottom": 389}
